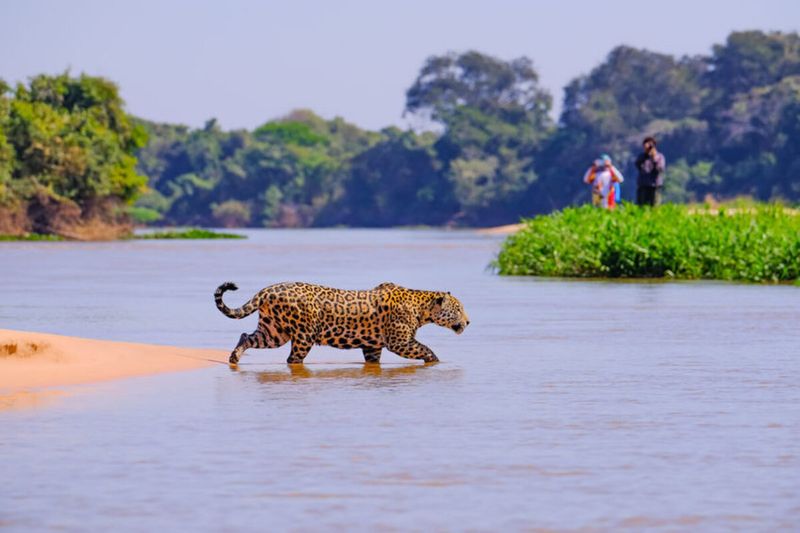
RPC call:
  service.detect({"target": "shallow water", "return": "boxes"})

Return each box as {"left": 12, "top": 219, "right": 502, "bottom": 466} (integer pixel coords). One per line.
{"left": 1, "top": 229, "right": 799, "bottom": 531}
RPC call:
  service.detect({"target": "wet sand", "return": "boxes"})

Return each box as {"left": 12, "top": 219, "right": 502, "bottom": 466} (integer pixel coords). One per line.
{"left": 0, "top": 329, "right": 227, "bottom": 409}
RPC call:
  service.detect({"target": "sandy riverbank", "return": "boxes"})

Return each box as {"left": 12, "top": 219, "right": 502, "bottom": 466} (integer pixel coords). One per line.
{"left": 0, "top": 329, "right": 228, "bottom": 410}
{"left": 475, "top": 223, "right": 525, "bottom": 236}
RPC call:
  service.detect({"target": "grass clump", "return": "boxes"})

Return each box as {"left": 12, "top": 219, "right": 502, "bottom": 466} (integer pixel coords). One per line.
{"left": 0, "top": 233, "right": 63, "bottom": 242}
{"left": 494, "top": 203, "right": 800, "bottom": 283}
{"left": 135, "top": 228, "right": 245, "bottom": 240}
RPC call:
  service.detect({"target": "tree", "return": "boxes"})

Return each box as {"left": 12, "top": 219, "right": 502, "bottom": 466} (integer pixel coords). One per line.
{"left": 707, "top": 76, "right": 800, "bottom": 199}
{"left": 405, "top": 51, "right": 553, "bottom": 224}
{"left": 775, "top": 100, "right": 800, "bottom": 198}
{"left": 0, "top": 79, "right": 14, "bottom": 202}
{"left": 706, "top": 31, "right": 800, "bottom": 99}
{"left": 434, "top": 106, "right": 540, "bottom": 223}
{"left": 211, "top": 199, "right": 251, "bottom": 227}
{"left": 6, "top": 73, "right": 147, "bottom": 204}
{"left": 406, "top": 51, "right": 552, "bottom": 130}
{"left": 0, "top": 73, "right": 147, "bottom": 236}
{"left": 320, "top": 128, "right": 452, "bottom": 226}
{"left": 562, "top": 46, "right": 706, "bottom": 134}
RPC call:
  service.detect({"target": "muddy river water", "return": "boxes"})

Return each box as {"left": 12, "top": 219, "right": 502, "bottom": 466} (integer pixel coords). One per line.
{"left": 1, "top": 229, "right": 798, "bottom": 530}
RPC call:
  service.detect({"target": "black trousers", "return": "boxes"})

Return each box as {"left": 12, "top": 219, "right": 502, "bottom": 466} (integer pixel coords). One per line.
{"left": 636, "top": 186, "right": 661, "bottom": 206}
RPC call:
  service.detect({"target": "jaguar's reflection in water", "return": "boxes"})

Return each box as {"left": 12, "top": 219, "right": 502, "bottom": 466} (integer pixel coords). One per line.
{"left": 234, "top": 362, "right": 462, "bottom": 385}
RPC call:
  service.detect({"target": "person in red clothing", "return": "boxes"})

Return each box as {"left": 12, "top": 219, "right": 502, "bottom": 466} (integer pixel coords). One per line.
{"left": 583, "top": 154, "right": 624, "bottom": 209}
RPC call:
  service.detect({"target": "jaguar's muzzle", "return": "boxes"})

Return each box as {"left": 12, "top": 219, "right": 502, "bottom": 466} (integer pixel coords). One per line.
{"left": 451, "top": 322, "right": 467, "bottom": 334}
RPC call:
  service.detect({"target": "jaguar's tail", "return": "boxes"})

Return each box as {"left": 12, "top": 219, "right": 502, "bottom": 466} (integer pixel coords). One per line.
{"left": 214, "top": 282, "right": 262, "bottom": 319}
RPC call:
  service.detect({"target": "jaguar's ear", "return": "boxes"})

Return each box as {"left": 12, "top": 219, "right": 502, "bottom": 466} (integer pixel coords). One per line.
{"left": 432, "top": 295, "right": 445, "bottom": 311}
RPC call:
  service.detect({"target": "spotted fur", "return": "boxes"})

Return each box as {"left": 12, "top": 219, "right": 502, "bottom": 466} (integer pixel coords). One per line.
{"left": 214, "top": 281, "right": 469, "bottom": 365}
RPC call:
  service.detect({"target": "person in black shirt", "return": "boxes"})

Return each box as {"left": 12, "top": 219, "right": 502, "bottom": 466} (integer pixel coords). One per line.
{"left": 635, "top": 136, "right": 666, "bottom": 206}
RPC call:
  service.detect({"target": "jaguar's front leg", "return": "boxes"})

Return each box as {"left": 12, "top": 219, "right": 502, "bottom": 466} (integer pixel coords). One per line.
{"left": 385, "top": 323, "right": 439, "bottom": 363}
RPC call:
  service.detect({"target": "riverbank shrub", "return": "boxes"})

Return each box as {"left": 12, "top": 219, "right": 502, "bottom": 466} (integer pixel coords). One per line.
{"left": 494, "top": 204, "right": 800, "bottom": 282}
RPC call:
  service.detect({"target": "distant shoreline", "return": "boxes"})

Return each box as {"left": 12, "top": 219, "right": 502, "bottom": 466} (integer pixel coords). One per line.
{"left": 0, "top": 225, "right": 516, "bottom": 241}
{"left": 0, "top": 329, "right": 227, "bottom": 410}
{"left": 5, "top": 207, "right": 797, "bottom": 243}
{"left": 475, "top": 223, "right": 525, "bottom": 236}
{"left": 0, "top": 228, "right": 246, "bottom": 242}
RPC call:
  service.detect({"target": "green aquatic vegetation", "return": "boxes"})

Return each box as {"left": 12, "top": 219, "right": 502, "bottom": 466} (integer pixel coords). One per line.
{"left": 0, "top": 229, "right": 245, "bottom": 241}
{"left": 135, "top": 228, "right": 245, "bottom": 240}
{"left": 0, "top": 233, "right": 63, "bottom": 241}
{"left": 494, "top": 204, "right": 800, "bottom": 283}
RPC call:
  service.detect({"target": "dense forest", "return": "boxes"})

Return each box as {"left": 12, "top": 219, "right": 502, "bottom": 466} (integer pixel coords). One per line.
{"left": 1, "top": 30, "right": 799, "bottom": 234}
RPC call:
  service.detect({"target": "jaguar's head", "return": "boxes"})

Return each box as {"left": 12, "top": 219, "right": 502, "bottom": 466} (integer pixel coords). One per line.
{"left": 430, "top": 292, "right": 470, "bottom": 335}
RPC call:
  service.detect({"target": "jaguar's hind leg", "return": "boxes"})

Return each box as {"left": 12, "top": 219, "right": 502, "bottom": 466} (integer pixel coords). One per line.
{"left": 230, "top": 332, "right": 257, "bottom": 365}
{"left": 363, "top": 347, "right": 382, "bottom": 364}
{"left": 286, "top": 339, "right": 313, "bottom": 364}
{"left": 229, "top": 330, "right": 282, "bottom": 365}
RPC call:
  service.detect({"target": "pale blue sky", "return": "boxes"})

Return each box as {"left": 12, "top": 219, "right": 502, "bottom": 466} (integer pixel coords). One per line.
{"left": 2, "top": 0, "right": 798, "bottom": 131}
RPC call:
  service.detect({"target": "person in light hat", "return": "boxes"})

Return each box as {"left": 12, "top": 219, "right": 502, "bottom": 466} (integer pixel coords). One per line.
{"left": 583, "top": 153, "right": 624, "bottom": 209}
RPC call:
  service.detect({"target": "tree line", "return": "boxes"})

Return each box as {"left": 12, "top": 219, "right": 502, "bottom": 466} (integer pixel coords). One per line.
{"left": 1, "top": 30, "right": 799, "bottom": 233}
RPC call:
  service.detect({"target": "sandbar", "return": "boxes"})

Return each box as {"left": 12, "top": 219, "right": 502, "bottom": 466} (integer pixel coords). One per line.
{"left": 0, "top": 329, "right": 227, "bottom": 410}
